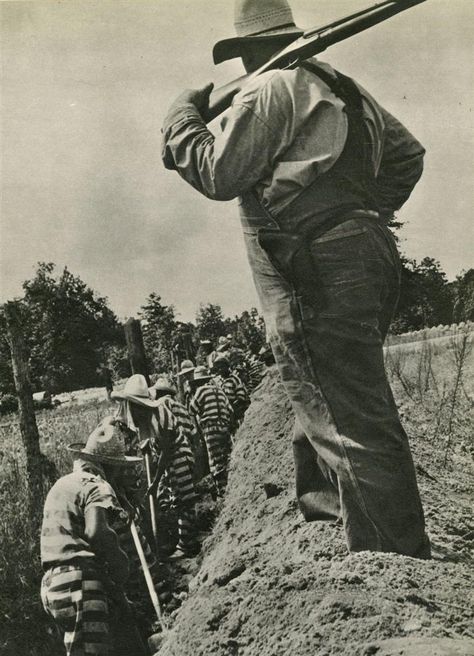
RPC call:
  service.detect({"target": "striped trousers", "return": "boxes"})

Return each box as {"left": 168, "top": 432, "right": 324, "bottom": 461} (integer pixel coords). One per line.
{"left": 41, "top": 565, "right": 112, "bottom": 655}
{"left": 201, "top": 423, "right": 232, "bottom": 491}
{"left": 157, "top": 443, "right": 198, "bottom": 551}
{"left": 157, "top": 441, "right": 196, "bottom": 506}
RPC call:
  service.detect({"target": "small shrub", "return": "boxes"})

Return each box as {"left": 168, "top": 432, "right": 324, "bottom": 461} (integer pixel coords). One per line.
{"left": 0, "top": 393, "right": 18, "bottom": 415}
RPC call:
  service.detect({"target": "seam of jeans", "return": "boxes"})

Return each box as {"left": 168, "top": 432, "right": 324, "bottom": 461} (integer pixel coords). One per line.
{"left": 313, "top": 226, "right": 369, "bottom": 243}
{"left": 293, "top": 288, "right": 384, "bottom": 551}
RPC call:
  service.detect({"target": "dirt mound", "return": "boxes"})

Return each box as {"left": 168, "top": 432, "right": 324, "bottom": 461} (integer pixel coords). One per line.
{"left": 157, "top": 368, "right": 473, "bottom": 656}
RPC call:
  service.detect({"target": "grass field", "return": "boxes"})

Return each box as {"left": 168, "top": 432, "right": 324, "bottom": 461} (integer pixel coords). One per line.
{"left": 0, "top": 330, "right": 472, "bottom": 656}
{"left": 0, "top": 399, "right": 111, "bottom": 656}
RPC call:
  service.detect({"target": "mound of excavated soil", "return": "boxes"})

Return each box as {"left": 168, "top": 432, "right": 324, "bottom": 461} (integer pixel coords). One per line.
{"left": 157, "top": 368, "right": 474, "bottom": 656}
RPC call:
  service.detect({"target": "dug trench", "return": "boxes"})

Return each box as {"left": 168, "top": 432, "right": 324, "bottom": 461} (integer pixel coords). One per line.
{"left": 155, "top": 366, "right": 473, "bottom": 656}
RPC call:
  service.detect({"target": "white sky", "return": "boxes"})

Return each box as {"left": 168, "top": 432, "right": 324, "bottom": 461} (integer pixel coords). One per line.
{"left": 1, "top": 0, "right": 473, "bottom": 322}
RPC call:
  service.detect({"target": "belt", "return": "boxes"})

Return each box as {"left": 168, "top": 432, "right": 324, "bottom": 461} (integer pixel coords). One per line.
{"left": 43, "top": 557, "right": 99, "bottom": 573}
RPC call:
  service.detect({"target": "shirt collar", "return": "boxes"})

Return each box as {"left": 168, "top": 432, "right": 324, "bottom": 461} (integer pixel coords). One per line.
{"left": 73, "top": 458, "right": 106, "bottom": 479}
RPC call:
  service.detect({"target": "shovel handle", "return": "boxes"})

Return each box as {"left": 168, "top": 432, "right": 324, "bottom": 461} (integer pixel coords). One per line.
{"left": 130, "top": 519, "right": 166, "bottom": 631}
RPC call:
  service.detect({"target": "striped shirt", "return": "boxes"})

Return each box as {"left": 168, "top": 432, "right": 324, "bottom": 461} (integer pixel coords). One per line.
{"left": 152, "top": 402, "right": 189, "bottom": 457}
{"left": 248, "top": 355, "right": 265, "bottom": 390}
{"left": 189, "top": 383, "right": 233, "bottom": 428}
{"left": 229, "top": 372, "right": 250, "bottom": 407}
{"left": 41, "top": 461, "right": 122, "bottom": 567}
{"left": 213, "top": 373, "right": 249, "bottom": 411}
{"left": 158, "top": 395, "right": 197, "bottom": 448}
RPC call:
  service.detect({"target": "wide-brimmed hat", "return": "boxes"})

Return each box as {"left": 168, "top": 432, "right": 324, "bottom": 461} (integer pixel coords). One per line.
{"left": 217, "top": 336, "right": 230, "bottom": 351}
{"left": 193, "top": 366, "right": 212, "bottom": 382}
{"left": 213, "top": 0, "right": 304, "bottom": 65}
{"left": 151, "top": 376, "right": 177, "bottom": 396}
{"left": 179, "top": 359, "right": 195, "bottom": 376}
{"left": 68, "top": 416, "right": 142, "bottom": 465}
{"left": 111, "top": 374, "right": 159, "bottom": 408}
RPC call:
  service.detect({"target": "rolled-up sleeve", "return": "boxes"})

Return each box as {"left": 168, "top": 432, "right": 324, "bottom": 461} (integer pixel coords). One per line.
{"left": 375, "top": 109, "right": 425, "bottom": 212}
{"left": 162, "top": 94, "right": 285, "bottom": 201}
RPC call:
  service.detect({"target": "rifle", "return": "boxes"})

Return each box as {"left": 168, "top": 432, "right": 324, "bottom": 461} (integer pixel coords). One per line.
{"left": 206, "top": 0, "right": 427, "bottom": 123}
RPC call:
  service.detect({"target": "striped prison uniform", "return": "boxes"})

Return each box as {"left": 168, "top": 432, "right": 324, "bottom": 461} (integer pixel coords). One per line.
{"left": 40, "top": 565, "right": 113, "bottom": 656}
{"left": 110, "top": 508, "right": 162, "bottom": 605}
{"left": 40, "top": 461, "right": 123, "bottom": 655}
{"left": 189, "top": 382, "right": 233, "bottom": 490}
{"left": 228, "top": 372, "right": 250, "bottom": 421}
{"left": 248, "top": 355, "right": 265, "bottom": 391}
{"left": 213, "top": 373, "right": 250, "bottom": 426}
{"left": 152, "top": 402, "right": 198, "bottom": 551}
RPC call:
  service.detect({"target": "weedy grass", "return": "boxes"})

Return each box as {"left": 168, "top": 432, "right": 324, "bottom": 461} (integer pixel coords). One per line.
{"left": 385, "top": 330, "right": 473, "bottom": 467}
{"left": 0, "top": 398, "right": 111, "bottom": 656}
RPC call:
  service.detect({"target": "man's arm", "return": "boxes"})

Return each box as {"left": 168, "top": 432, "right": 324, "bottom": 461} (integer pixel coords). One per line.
{"left": 162, "top": 76, "right": 290, "bottom": 201}
{"left": 84, "top": 506, "right": 129, "bottom": 586}
{"left": 375, "top": 108, "right": 425, "bottom": 213}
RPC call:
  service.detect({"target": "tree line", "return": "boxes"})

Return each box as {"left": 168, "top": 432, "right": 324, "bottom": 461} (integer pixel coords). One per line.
{"left": 0, "top": 259, "right": 472, "bottom": 400}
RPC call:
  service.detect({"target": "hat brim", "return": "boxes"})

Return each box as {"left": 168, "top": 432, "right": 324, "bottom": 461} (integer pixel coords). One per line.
{"left": 189, "top": 376, "right": 212, "bottom": 388}
{"left": 178, "top": 367, "right": 195, "bottom": 376}
{"left": 110, "top": 391, "right": 159, "bottom": 408}
{"left": 68, "top": 443, "right": 142, "bottom": 465}
{"left": 213, "top": 27, "right": 303, "bottom": 65}
{"left": 151, "top": 385, "right": 177, "bottom": 396}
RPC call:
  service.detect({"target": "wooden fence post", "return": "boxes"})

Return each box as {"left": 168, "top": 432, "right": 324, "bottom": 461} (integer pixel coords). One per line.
{"left": 124, "top": 318, "right": 150, "bottom": 385}
{"left": 4, "top": 301, "right": 44, "bottom": 531}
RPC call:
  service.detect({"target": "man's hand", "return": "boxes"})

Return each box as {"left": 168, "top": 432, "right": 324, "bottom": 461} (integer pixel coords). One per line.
{"left": 172, "top": 82, "right": 214, "bottom": 119}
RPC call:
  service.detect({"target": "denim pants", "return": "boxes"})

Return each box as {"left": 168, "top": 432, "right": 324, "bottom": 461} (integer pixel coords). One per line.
{"left": 242, "top": 212, "right": 430, "bottom": 557}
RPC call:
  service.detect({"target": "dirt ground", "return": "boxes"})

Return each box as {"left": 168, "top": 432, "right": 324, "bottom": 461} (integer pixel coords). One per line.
{"left": 156, "top": 363, "right": 473, "bottom": 656}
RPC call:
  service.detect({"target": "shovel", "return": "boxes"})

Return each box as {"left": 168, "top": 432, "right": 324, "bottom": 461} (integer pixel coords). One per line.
{"left": 139, "top": 438, "right": 159, "bottom": 551}
{"left": 130, "top": 518, "right": 168, "bottom": 653}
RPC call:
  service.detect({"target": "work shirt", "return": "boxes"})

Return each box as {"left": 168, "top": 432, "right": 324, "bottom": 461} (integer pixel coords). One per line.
{"left": 40, "top": 460, "right": 121, "bottom": 568}
{"left": 157, "top": 394, "right": 198, "bottom": 449}
{"left": 248, "top": 355, "right": 265, "bottom": 390}
{"left": 214, "top": 373, "right": 250, "bottom": 413}
{"left": 189, "top": 383, "right": 233, "bottom": 429}
{"left": 162, "top": 57, "right": 424, "bottom": 217}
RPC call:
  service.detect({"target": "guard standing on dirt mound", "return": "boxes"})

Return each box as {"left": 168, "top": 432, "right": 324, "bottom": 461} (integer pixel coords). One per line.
{"left": 40, "top": 417, "right": 144, "bottom": 655}
{"left": 162, "top": 0, "right": 430, "bottom": 556}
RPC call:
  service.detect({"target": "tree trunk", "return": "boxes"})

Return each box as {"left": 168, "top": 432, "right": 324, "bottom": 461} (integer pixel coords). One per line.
{"left": 4, "top": 301, "right": 44, "bottom": 532}
{"left": 124, "top": 318, "right": 150, "bottom": 385}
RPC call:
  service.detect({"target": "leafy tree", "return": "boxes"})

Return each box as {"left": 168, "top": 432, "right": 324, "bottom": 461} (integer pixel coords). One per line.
{"left": 139, "top": 292, "right": 177, "bottom": 372}
{"left": 391, "top": 257, "right": 454, "bottom": 333}
{"left": 451, "top": 269, "right": 474, "bottom": 322}
{"left": 230, "top": 308, "right": 266, "bottom": 354}
{"left": 0, "top": 262, "right": 123, "bottom": 393}
{"left": 195, "top": 303, "right": 229, "bottom": 344}
{"left": 105, "top": 344, "right": 131, "bottom": 380}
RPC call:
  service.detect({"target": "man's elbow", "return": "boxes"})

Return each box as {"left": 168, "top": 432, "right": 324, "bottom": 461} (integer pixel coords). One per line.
{"left": 207, "top": 185, "right": 238, "bottom": 202}
{"left": 199, "top": 173, "right": 241, "bottom": 201}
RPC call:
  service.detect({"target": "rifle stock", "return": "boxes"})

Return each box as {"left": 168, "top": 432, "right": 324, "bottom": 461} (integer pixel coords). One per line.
{"left": 206, "top": 0, "right": 426, "bottom": 123}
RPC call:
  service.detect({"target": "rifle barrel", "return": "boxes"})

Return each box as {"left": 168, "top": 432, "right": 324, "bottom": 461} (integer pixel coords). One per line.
{"left": 206, "top": 0, "right": 426, "bottom": 123}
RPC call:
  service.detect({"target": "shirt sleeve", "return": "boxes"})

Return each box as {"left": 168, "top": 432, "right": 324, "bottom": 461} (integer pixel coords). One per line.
{"left": 189, "top": 390, "right": 201, "bottom": 418}
{"left": 375, "top": 108, "right": 425, "bottom": 213}
{"left": 161, "top": 74, "right": 293, "bottom": 202}
{"left": 83, "top": 479, "right": 120, "bottom": 514}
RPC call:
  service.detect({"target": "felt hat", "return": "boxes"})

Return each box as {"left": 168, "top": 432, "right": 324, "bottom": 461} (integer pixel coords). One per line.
{"left": 179, "top": 359, "right": 195, "bottom": 376}
{"left": 213, "top": 0, "right": 304, "bottom": 65}
{"left": 217, "top": 336, "right": 230, "bottom": 351}
{"left": 68, "top": 416, "right": 142, "bottom": 465}
{"left": 193, "top": 366, "right": 212, "bottom": 382}
{"left": 151, "top": 376, "right": 177, "bottom": 396}
{"left": 111, "top": 374, "right": 159, "bottom": 408}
